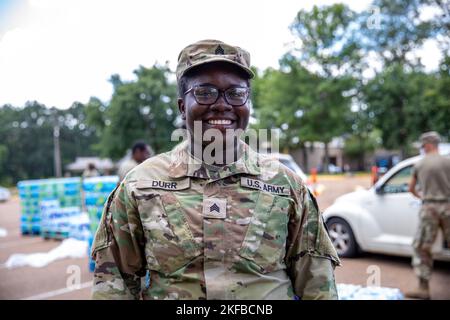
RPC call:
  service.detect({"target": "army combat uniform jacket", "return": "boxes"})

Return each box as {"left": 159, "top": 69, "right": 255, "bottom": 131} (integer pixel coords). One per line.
{"left": 91, "top": 141, "right": 341, "bottom": 300}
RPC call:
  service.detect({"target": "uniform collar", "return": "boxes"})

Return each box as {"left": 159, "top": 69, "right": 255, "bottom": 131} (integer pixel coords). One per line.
{"left": 168, "top": 140, "right": 261, "bottom": 180}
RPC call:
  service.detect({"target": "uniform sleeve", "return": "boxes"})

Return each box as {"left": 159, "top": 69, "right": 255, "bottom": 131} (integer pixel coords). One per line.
{"left": 285, "top": 186, "right": 341, "bottom": 300}
{"left": 91, "top": 182, "right": 146, "bottom": 300}
{"left": 412, "top": 162, "right": 418, "bottom": 179}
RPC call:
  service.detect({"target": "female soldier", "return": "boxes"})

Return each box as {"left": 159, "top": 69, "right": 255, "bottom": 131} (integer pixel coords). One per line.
{"left": 91, "top": 39, "right": 340, "bottom": 300}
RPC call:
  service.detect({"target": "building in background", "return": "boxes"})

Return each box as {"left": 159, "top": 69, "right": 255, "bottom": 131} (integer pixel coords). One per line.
{"left": 66, "top": 157, "right": 115, "bottom": 176}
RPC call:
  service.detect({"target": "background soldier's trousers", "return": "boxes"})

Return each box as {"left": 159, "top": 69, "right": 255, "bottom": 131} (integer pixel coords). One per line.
{"left": 412, "top": 202, "right": 450, "bottom": 280}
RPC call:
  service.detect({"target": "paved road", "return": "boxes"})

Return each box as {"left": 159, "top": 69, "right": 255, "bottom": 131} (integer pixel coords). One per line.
{"left": 0, "top": 175, "right": 448, "bottom": 299}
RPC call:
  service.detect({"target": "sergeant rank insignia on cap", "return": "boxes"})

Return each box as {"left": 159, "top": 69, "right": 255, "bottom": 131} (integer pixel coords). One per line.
{"left": 215, "top": 45, "right": 225, "bottom": 55}
{"left": 203, "top": 198, "right": 226, "bottom": 219}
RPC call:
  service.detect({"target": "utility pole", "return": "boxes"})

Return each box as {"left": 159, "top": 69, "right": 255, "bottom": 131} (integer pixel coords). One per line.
{"left": 53, "top": 124, "right": 62, "bottom": 177}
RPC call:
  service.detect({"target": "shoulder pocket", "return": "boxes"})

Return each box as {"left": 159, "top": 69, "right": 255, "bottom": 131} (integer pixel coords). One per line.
{"left": 90, "top": 185, "right": 119, "bottom": 258}
{"left": 302, "top": 190, "right": 340, "bottom": 266}
{"left": 316, "top": 219, "right": 341, "bottom": 266}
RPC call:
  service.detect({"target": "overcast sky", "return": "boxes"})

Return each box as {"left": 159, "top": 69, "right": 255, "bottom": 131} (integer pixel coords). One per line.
{"left": 0, "top": 0, "right": 442, "bottom": 109}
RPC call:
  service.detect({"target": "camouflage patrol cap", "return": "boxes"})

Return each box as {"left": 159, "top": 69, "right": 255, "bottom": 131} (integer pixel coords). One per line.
{"left": 420, "top": 131, "right": 441, "bottom": 146}
{"left": 176, "top": 39, "right": 254, "bottom": 80}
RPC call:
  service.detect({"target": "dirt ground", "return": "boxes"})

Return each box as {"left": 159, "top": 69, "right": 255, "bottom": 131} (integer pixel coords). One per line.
{"left": 0, "top": 174, "right": 449, "bottom": 300}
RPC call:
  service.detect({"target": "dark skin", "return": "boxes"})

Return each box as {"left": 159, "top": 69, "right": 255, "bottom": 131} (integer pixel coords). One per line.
{"left": 177, "top": 62, "right": 250, "bottom": 165}
{"left": 133, "top": 147, "right": 151, "bottom": 164}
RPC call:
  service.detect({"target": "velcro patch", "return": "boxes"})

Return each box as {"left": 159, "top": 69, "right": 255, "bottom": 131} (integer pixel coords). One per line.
{"left": 136, "top": 179, "right": 190, "bottom": 191}
{"left": 241, "top": 177, "right": 290, "bottom": 196}
{"left": 202, "top": 198, "right": 227, "bottom": 219}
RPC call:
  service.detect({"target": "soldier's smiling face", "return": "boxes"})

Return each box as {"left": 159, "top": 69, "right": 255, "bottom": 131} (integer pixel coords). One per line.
{"left": 178, "top": 62, "right": 250, "bottom": 146}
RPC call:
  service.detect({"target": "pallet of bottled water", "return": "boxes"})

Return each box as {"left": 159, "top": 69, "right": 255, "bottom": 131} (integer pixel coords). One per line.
{"left": 87, "top": 233, "right": 95, "bottom": 272}
{"left": 82, "top": 175, "right": 119, "bottom": 271}
{"left": 337, "top": 283, "right": 404, "bottom": 300}
{"left": 68, "top": 211, "right": 91, "bottom": 241}
{"left": 17, "top": 178, "right": 82, "bottom": 235}
{"left": 83, "top": 176, "right": 118, "bottom": 233}
{"left": 40, "top": 199, "right": 83, "bottom": 240}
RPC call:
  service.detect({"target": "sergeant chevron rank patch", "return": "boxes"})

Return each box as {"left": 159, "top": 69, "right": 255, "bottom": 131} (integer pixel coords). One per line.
{"left": 210, "top": 203, "right": 220, "bottom": 213}
{"left": 240, "top": 177, "right": 290, "bottom": 195}
{"left": 202, "top": 198, "right": 227, "bottom": 219}
{"left": 215, "top": 45, "right": 225, "bottom": 55}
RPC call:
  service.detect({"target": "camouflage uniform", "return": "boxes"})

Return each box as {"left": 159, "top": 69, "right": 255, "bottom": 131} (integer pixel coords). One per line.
{"left": 412, "top": 202, "right": 450, "bottom": 280}
{"left": 91, "top": 141, "right": 340, "bottom": 299}
{"left": 411, "top": 145, "right": 450, "bottom": 281}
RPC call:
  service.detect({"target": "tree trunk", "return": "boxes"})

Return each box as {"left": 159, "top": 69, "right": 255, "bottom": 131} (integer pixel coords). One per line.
{"left": 53, "top": 124, "right": 62, "bottom": 178}
{"left": 358, "top": 135, "right": 365, "bottom": 171}
{"left": 323, "top": 142, "right": 329, "bottom": 173}
{"left": 301, "top": 144, "right": 309, "bottom": 173}
{"left": 401, "top": 145, "right": 408, "bottom": 161}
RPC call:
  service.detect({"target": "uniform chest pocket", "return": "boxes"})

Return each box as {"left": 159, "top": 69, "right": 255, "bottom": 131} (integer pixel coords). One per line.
{"left": 135, "top": 180, "right": 201, "bottom": 275}
{"left": 238, "top": 192, "right": 291, "bottom": 273}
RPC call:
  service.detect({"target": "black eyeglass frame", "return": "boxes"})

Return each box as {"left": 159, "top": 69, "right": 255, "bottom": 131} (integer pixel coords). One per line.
{"left": 184, "top": 85, "right": 250, "bottom": 107}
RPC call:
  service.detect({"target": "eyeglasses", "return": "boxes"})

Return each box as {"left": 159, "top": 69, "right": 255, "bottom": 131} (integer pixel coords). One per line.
{"left": 184, "top": 85, "right": 250, "bottom": 106}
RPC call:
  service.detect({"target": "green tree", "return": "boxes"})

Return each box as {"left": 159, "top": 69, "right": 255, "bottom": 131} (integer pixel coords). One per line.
{"left": 357, "top": 0, "right": 448, "bottom": 158}
{"left": 411, "top": 56, "right": 450, "bottom": 139}
{"left": 276, "top": 4, "right": 361, "bottom": 171}
{"left": 89, "top": 64, "right": 178, "bottom": 159}
{"left": 0, "top": 102, "right": 55, "bottom": 182}
{"left": 0, "top": 101, "right": 99, "bottom": 184}
{"left": 360, "top": 0, "right": 435, "bottom": 67}
{"left": 57, "top": 101, "right": 99, "bottom": 171}
{"left": 363, "top": 62, "right": 449, "bottom": 157}
{"left": 343, "top": 128, "right": 381, "bottom": 171}
{"left": 290, "top": 3, "right": 363, "bottom": 77}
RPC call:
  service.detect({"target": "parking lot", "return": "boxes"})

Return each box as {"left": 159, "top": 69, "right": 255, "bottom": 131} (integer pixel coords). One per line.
{"left": 1, "top": 174, "right": 449, "bottom": 300}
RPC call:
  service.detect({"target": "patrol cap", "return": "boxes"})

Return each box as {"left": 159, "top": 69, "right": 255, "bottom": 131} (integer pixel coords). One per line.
{"left": 176, "top": 39, "right": 254, "bottom": 80}
{"left": 420, "top": 131, "right": 441, "bottom": 146}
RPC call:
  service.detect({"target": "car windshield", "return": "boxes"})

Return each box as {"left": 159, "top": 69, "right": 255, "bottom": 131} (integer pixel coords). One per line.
{"left": 382, "top": 165, "right": 413, "bottom": 193}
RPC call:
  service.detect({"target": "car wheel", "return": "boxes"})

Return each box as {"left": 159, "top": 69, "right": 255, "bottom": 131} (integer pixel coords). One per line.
{"left": 326, "top": 217, "right": 359, "bottom": 258}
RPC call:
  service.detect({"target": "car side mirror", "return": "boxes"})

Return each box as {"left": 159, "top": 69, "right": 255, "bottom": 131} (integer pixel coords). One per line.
{"left": 375, "top": 185, "right": 384, "bottom": 195}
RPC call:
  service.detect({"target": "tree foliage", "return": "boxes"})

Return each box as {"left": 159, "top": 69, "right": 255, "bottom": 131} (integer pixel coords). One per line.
{"left": 359, "top": 0, "right": 435, "bottom": 66}
{"left": 1, "top": 0, "right": 449, "bottom": 183}
{"left": 363, "top": 61, "right": 450, "bottom": 157}
{"left": 86, "top": 64, "right": 179, "bottom": 159}
{"left": 252, "top": 4, "right": 360, "bottom": 171}
{"left": 0, "top": 101, "right": 98, "bottom": 184}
